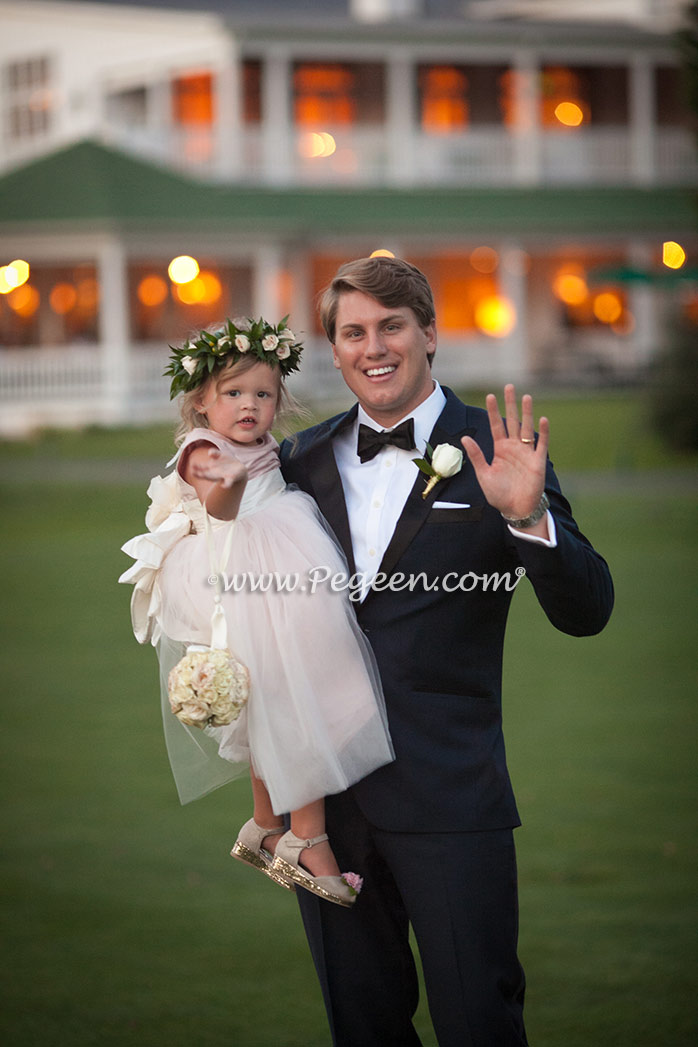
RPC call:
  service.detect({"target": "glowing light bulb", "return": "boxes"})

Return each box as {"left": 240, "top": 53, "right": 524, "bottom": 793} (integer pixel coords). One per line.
{"left": 475, "top": 296, "right": 516, "bottom": 338}
{"left": 662, "top": 241, "right": 686, "bottom": 270}
{"left": 168, "top": 255, "right": 200, "bottom": 284}
{"left": 593, "top": 292, "right": 623, "bottom": 324}
{"left": 554, "top": 101, "right": 584, "bottom": 127}
{"left": 470, "top": 246, "right": 499, "bottom": 274}
{"left": 552, "top": 267, "right": 588, "bottom": 306}
{"left": 138, "top": 275, "right": 168, "bottom": 307}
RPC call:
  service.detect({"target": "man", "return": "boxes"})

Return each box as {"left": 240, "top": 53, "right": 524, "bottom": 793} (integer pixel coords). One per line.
{"left": 280, "top": 256, "right": 613, "bottom": 1047}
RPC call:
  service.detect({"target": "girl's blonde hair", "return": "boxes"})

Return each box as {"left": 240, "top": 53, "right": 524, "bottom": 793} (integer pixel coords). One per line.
{"left": 174, "top": 352, "right": 307, "bottom": 445}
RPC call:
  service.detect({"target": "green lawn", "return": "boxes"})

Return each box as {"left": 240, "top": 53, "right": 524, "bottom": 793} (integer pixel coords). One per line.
{"left": 1, "top": 405, "right": 696, "bottom": 1046}
{"left": 2, "top": 388, "right": 697, "bottom": 473}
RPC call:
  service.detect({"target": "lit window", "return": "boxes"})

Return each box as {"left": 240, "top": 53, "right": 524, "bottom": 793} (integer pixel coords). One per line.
{"left": 173, "top": 73, "right": 214, "bottom": 126}
{"left": 540, "top": 68, "right": 588, "bottom": 129}
{"left": 0, "top": 263, "right": 98, "bottom": 348}
{"left": 419, "top": 66, "right": 469, "bottom": 133}
{"left": 294, "top": 64, "right": 356, "bottom": 126}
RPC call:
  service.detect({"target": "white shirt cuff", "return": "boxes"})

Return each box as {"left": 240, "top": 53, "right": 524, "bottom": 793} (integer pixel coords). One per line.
{"left": 507, "top": 510, "right": 557, "bottom": 548}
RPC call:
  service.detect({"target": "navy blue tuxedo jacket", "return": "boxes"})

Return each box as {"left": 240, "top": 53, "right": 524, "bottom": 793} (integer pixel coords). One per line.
{"left": 280, "top": 388, "right": 614, "bottom": 834}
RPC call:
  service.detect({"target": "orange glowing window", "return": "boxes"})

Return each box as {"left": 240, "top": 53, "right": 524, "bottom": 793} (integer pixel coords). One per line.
{"left": 412, "top": 256, "right": 498, "bottom": 334}
{"left": 173, "top": 73, "right": 214, "bottom": 126}
{"left": 419, "top": 66, "right": 469, "bottom": 133}
{"left": 540, "top": 67, "right": 587, "bottom": 128}
{"left": 293, "top": 64, "right": 356, "bottom": 126}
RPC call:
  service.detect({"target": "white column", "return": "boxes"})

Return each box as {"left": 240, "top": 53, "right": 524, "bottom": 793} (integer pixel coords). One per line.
{"left": 261, "top": 50, "right": 292, "bottom": 185}
{"left": 97, "top": 236, "right": 131, "bottom": 425}
{"left": 386, "top": 51, "right": 415, "bottom": 185}
{"left": 252, "top": 245, "right": 283, "bottom": 319}
{"left": 496, "top": 244, "right": 529, "bottom": 384}
{"left": 629, "top": 55, "right": 655, "bottom": 185}
{"left": 214, "top": 41, "right": 242, "bottom": 180}
{"left": 148, "top": 79, "right": 172, "bottom": 165}
{"left": 510, "top": 51, "right": 540, "bottom": 186}
{"left": 627, "top": 240, "right": 658, "bottom": 368}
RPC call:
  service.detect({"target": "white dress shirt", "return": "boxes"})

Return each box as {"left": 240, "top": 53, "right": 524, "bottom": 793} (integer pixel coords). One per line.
{"left": 332, "top": 382, "right": 556, "bottom": 597}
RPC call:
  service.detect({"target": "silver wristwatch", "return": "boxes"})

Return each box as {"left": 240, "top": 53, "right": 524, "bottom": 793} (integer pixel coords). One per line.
{"left": 501, "top": 492, "right": 550, "bottom": 529}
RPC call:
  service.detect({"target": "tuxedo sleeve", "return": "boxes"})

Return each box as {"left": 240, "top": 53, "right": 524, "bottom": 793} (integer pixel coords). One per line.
{"left": 507, "top": 458, "right": 613, "bottom": 637}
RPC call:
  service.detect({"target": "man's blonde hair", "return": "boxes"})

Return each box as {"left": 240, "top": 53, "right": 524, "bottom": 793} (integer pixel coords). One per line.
{"left": 318, "top": 257, "right": 436, "bottom": 363}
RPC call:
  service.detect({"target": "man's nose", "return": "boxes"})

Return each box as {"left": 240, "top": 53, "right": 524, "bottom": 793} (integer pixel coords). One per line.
{"left": 364, "top": 328, "right": 387, "bottom": 356}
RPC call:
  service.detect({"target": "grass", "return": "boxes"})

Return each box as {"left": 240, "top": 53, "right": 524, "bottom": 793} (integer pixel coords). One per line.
{"left": 1, "top": 387, "right": 698, "bottom": 474}
{"left": 1, "top": 400, "right": 697, "bottom": 1045}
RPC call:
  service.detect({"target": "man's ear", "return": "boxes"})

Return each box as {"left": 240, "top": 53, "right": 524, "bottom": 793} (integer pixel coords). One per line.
{"left": 425, "top": 321, "right": 437, "bottom": 354}
{"left": 331, "top": 344, "right": 341, "bottom": 370}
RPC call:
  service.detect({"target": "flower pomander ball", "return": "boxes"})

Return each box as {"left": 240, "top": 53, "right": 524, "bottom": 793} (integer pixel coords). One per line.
{"left": 168, "top": 646, "right": 250, "bottom": 728}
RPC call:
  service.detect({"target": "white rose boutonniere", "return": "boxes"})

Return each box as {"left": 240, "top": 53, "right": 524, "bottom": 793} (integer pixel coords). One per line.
{"left": 413, "top": 442, "right": 463, "bottom": 499}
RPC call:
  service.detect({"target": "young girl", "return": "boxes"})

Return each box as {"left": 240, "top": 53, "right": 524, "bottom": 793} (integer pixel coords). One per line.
{"left": 120, "top": 317, "right": 393, "bottom": 907}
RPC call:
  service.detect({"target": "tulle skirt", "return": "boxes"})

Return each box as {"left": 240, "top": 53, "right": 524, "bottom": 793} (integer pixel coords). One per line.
{"left": 157, "top": 482, "right": 393, "bottom": 813}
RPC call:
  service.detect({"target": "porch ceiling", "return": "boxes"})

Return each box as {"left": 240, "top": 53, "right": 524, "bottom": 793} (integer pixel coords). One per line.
{"left": 0, "top": 139, "right": 695, "bottom": 241}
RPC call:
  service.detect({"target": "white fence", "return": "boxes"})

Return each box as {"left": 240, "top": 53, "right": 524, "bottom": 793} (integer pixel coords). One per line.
{"left": 0, "top": 343, "right": 351, "bottom": 436}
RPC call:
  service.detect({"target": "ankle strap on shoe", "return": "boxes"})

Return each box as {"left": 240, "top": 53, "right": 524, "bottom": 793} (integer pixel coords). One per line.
{"left": 299, "top": 833, "right": 329, "bottom": 849}
{"left": 256, "top": 822, "right": 285, "bottom": 836}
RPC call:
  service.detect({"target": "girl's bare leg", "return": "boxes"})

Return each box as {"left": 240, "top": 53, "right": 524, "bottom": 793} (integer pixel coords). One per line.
{"left": 249, "top": 766, "right": 284, "bottom": 855}
{"left": 291, "top": 799, "right": 341, "bottom": 878}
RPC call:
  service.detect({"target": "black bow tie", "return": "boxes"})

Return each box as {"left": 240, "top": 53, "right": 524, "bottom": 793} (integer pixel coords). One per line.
{"left": 356, "top": 418, "right": 415, "bottom": 463}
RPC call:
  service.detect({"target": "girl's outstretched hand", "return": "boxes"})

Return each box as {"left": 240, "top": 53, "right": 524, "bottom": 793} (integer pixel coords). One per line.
{"left": 184, "top": 445, "right": 248, "bottom": 520}
{"left": 191, "top": 447, "right": 248, "bottom": 489}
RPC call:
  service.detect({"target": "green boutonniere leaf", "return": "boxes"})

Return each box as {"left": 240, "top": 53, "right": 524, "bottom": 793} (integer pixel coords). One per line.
{"left": 412, "top": 457, "right": 437, "bottom": 477}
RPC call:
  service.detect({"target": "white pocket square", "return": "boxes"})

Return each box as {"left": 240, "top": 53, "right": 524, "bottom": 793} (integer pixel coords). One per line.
{"left": 432, "top": 501, "right": 471, "bottom": 509}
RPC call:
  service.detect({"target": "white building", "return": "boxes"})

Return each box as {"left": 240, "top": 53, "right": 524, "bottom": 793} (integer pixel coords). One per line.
{"left": 0, "top": 0, "right": 696, "bottom": 433}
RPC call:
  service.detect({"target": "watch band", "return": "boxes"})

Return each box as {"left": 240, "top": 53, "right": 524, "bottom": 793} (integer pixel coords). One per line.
{"left": 501, "top": 492, "right": 550, "bottom": 529}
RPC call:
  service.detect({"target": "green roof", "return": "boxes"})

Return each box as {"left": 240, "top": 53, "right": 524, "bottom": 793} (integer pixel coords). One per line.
{"left": 0, "top": 139, "right": 695, "bottom": 240}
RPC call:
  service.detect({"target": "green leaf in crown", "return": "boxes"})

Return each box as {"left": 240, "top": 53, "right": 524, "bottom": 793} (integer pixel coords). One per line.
{"left": 164, "top": 316, "right": 304, "bottom": 399}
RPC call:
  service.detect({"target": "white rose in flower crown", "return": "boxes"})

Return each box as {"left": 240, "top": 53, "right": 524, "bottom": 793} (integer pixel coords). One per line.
{"left": 181, "top": 355, "right": 197, "bottom": 375}
{"left": 431, "top": 443, "right": 463, "bottom": 477}
{"left": 235, "top": 334, "right": 251, "bottom": 352}
{"left": 216, "top": 335, "right": 232, "bottom": 352}
{"left": 278, "top": 327, "right": 295, "bottom": 342}
{"left": 262, "top": 333, "right": 279, "bottom": 351}
{"left": 232, "top": 316, "right": 252, "bottom": 331}
{"left": 276, "top": 343, "right": 291, "bottom": 360}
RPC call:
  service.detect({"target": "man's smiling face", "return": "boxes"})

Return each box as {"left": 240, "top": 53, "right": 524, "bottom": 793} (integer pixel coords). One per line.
{"left": 331, "top": 290, "right": 436, "bottom": 428}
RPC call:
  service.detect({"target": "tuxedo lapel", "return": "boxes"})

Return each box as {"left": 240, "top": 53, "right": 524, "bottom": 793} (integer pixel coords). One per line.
{"left": 371, "top": 392, "right": 477, "bottom": 585}
{"left": 304, "top": 406, "right": 357, "bottom": 574}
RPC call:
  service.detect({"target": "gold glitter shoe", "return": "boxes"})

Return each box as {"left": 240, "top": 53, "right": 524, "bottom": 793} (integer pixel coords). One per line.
{"left": 270, "top": 831, "right": 363, "bottom": 908}
{"left": 231, "top": 818, "right": 295, "bottom": 891}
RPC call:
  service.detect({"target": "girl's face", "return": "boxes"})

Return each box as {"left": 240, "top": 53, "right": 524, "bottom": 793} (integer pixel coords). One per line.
{"left": 196, "top": 361, "right": 280, "bottom": 445}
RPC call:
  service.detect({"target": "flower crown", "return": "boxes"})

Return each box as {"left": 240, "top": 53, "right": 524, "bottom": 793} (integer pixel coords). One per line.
{"left": 165, "top": 316, "right": 303, "bottom": 399}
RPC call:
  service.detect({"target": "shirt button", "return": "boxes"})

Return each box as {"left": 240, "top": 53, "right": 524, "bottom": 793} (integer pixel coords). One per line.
{"left": 373, "top": 500, "right": 381, "bottom": 509}
{"left": 368, "top": 548, "right": 376, "bottom": 557}
{"left": 384, "top": 460, "right": 392, "bottom": 468}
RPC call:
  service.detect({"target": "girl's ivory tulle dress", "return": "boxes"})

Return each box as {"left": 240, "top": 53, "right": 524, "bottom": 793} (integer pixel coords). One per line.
{"left": 120, "top": 428, "right": 393, "bottom": 812}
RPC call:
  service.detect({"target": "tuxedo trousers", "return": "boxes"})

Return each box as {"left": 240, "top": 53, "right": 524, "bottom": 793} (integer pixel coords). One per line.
{"left": 296, "top": 791, "right": 528, "bottom": 1047}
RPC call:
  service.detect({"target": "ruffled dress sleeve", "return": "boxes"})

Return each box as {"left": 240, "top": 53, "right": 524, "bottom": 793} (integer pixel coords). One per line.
{"left": 118, "top": 471, "right": 193, "bottom": 646}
